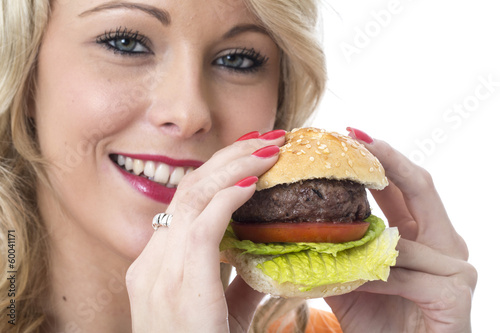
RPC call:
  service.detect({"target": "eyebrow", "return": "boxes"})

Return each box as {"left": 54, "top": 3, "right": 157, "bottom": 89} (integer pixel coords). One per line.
{"left": 223, "top": 24, "right": 269, "bottom": 39}
{"left": 79, "top": 2, "right": 170, "bottom": 26}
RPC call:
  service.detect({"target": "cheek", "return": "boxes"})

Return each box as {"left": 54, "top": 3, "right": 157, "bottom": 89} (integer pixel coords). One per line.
{"left": 213, "top": 78, "right": 280, "bottom": 138}
{"left": 34, "top": 57, "right": 148, "bottom": 166}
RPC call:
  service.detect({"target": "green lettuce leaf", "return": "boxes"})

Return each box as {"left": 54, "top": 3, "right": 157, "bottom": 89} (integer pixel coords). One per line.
{"left": 220, "top": 215, "right": 386, "bottom": 256}
{"left": 256, "top": 227, "right": 399, "bottom": 291}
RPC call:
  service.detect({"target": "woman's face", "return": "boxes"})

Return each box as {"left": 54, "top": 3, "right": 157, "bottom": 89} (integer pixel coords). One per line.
{"left": 35, "top": 0, "right": 280, "bottom": 259}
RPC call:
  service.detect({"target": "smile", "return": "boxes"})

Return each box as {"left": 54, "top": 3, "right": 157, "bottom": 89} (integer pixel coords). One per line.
{"left": 110, "top": 154, "right": 196, "bottom": 188}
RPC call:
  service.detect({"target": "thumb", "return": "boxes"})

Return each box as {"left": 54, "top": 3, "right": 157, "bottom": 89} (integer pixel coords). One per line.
{"left": 226, "top": 275, "right": 265, "bottom": 332}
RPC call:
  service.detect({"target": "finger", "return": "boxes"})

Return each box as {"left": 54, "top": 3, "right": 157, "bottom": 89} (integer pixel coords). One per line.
{"left": 127, "top": 214, "right": 174, "bottom": 286}
{"left": 180, "top": 134, "right": 286, "bottom": 190}
{"left": 357, "top": 137, "right": 462, "bottom": 257}
{"left": 226, "top": 275, "right": 266, "bottom": 332}
{"left": 394, "top": 238, "right": 467, "bottom": 277}
{"left": 357, "top": 267, "right": 475, "bottom": 315}
{"left": 169, "top": 137, "right": 285, "bottom": 217}
{"left": 171, "top": 150, "right": 280, "bottom": 229}
{"left": 370, "top": 180, "right": 417, "bottom": 240}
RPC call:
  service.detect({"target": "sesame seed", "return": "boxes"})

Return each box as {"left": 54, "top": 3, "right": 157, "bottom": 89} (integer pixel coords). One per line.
{"left": 306, "top": 144, "right": 311, "bottom": 148}
{"left": 309, "top": 156, "right": 314, "bottom": 161}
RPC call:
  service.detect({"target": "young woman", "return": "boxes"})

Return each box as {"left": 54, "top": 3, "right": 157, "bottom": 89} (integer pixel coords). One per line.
{"left": 0, "top": 0, "right": 476, "bottom": 332}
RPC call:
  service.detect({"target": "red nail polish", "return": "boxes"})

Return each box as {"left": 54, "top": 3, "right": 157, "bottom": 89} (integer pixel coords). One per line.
{"left": 252, "top": 145, "right": 280, "bottom": 158}
{"left": 235, "top": 176, "right": 259, "bottom": 187}
{"left": 346, "top": 127, "right": 373, "bottom": 144}
{"left": 236, "top": 131, "right": 260, "bottom": 142}
{"left": 258, "top": 129, "right": 287, "bottom": 140}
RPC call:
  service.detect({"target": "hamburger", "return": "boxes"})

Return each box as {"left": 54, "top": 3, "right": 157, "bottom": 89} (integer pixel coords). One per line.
{"left": 220, "top": 128, "right": 399, "bottom": 298}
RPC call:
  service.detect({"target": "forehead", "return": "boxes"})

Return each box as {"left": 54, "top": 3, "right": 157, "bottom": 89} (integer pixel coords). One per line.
{"left": 52, "top": 0, "right": 257, "bottom": 27}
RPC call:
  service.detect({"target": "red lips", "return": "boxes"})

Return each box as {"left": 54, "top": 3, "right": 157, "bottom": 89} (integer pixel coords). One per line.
{"left": 112, "top": 154, "right": 203, "bottom": 205}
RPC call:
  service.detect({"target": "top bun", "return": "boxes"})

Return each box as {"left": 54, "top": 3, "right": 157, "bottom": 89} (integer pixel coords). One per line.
{"left": 256, "top": 127, "right": 388, "bottom": 191}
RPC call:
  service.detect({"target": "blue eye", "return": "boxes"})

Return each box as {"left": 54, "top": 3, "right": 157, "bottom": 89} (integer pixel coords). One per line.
{"left": 97, "top": 27, "right": 151, "bottom": 55}
{"left": 217, "top": 54, "right": 254, "bottom": 69}
{"left": 214, "top": 48, "right": 268, "bottom": 72}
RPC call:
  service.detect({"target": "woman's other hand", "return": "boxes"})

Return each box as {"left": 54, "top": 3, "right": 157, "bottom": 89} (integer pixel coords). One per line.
{"left": 325, "top": 128, "right": 477, "bottom": 333}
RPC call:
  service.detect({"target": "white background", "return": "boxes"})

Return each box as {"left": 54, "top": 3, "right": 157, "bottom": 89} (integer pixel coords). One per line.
{"left": 308, "top": 0, "right": 499, "bottom": 331}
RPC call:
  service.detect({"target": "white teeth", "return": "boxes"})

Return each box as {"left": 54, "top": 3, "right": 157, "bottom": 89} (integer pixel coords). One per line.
{"left": 153, "top": 163, "right": 170, "bottom": 184}
{"left": 144, "top": 161, "right": 156, "bottom": 178}
{"left": 117, "top": 155, "right": 126, "bottom": 166}
{"left": 125, "top": 157, "right": 134, "bottom": 171}
{"left": 169, "top": 166, "right": 184, "bottom": 186}
{"left": 115, "top": 154, "right": 194, "bottom": 187}
{"left": 133, "top": 159, "right": 145, "bottom": 176}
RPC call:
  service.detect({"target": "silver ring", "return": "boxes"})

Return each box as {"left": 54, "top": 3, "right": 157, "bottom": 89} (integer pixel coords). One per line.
{"left": 152, "top": 213, "right": 173, "bottom": 230}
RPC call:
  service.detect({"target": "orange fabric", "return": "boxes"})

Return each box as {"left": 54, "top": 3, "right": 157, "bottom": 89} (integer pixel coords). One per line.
{"left": 268, "top": 308, "right": 343, "bottom": 333}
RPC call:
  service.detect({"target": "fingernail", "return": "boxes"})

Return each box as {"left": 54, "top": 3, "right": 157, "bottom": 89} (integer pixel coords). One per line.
{"left": 235, "top": 176, "right": 259, "bottom": 187}
{"left": 258, "top": 129, "right": 287, "bottom": 140}
{"left": 236, "top": 131, "right": 260, "bottom": 142}
{"left": 346, "top": 127, "right": 373, "bottom": 144}
{"left": 252, "top": 145, "right": 280, "bottom": 158}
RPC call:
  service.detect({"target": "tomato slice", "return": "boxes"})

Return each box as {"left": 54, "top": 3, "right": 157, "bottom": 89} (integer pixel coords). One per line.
{"left": 231, "top": 221, "right": 370, "bottom": 243}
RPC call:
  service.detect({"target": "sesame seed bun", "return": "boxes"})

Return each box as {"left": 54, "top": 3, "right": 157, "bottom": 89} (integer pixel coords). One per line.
{"left": 256, "top": 127, "right": 388, "bottom": 191}
{"left": 221, "top": 128, "right": 392, "bottom": 298}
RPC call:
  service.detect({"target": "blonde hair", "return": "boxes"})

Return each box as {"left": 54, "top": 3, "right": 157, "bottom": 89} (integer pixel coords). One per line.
{"left": 0, "top": 1, "right": 52, "bottom": 332}
{"left": 0, "top": 0, "right": 326, "bottom": 332}
{"left": 244, "top": 0, "right": 326, "bottom": 130}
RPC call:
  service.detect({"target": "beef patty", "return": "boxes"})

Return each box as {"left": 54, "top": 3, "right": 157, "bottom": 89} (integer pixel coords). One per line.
{"left": 232, "top": 179, "right": 371, "bottom": 223}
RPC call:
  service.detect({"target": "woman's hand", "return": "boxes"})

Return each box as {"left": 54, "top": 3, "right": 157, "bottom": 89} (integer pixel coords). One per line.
{"left": 325, "top": 128, "right": 477, "bottom": 333}
{"left": 125, "top": 131, "right": 286, "bottom": 332}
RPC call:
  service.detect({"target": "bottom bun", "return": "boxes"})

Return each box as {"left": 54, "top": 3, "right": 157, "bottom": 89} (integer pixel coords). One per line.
{"left": 221, "top": 248, "right": 366, "bottom": 299}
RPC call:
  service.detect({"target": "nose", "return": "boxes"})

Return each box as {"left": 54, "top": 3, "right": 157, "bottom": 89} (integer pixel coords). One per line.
{"left": 146, "top": 51, "right": 213, "bottom": 138}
